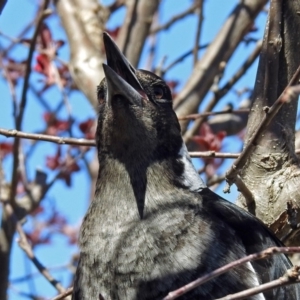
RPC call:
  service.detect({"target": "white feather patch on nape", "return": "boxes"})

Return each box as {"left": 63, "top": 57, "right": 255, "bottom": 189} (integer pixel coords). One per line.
{"left": 178, "top": 143, "right": 207, "bottom": 191}
{"left": 246, "top": 262, "right": 266, "bottom": 300}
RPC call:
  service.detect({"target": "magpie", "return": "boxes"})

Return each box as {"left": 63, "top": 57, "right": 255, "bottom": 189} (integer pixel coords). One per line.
{"left": 72, "top": 32, "right": 300, "bottom": 300}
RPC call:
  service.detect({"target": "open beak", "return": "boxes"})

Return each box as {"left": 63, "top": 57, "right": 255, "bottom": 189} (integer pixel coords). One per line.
{"left": 102, "top": 32, "right": 145, "bottom": 107}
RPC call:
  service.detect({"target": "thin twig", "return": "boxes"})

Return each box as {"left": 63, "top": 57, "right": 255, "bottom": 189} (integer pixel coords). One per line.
{"left": 178, "top": 109, "right": 249, "bottom": 121}
{"left": 189, "top": 151, "right": 239, "bottom": 158}
{"left": 1, "top": 17, "right": 35, "bottom": 56}
{"left": 53, "top": 63, "right": 72, "bottom": 117}
{"left": 207, "top": 175, "right": 226, "bottom": 187}
{"left": 11, "top": 264, "right": 72, "bottom": 283}
{"left": 215, "top": 266, "right": 300, "bottom": 300}
{"left": 8, "top": 284, "right": 41, "bottom": 300}
{"left": 16, "top": 5, "right": 51, "bottom": 130}
{"left": 50, "top": 287, "right": 73, "bottom": 300}
{"left": 151, "top": 2, "right": 201, "bottom": 34}
{"left": 145, "top": 32, "right": 157, "bottom": 71}
{"left": 0, "top": 128, "right": 95, "bottom": 146}
{"left": 193, "top": 0, "right": 204, "bottom": 66}
{"left": 163, "top": 246, "right": 300, "bottom": 300}
{"left": 107, "top": 0, "right": 125, "bottom": 13}
{"left": 117, "top": 0, "right": 139, "bottom": 55}
{"left": 10, "top": 0, "right": 51, "bottom": 207}
{"left": 2, "top": 201, "right": 65, "bottom": 294}
{"left": 162, "top": 43, "right": 209, "bottom": 75}
{"left": 2, "top": 64, "right": 18, "bottom": 119}
{"left": 2, "top": 127, "right": 300, "bottom": 159}
{"left": 45, "top": 147, "right": 89, "bottom": 193}
{"left": 183, "top": 40, "right": 262, "bottom": 143}
{"left": 17, "top": 229, "right": 65, "bottom": 293}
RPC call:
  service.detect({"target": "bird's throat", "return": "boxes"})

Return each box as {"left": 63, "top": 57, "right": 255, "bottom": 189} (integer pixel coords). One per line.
{"left": 95, "top": 156, "right": 184, "bottom": 221}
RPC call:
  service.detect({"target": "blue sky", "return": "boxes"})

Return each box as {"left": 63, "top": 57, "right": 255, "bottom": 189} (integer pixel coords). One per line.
{"left": 0, "top": 0, "right": 267, "bottom": 299}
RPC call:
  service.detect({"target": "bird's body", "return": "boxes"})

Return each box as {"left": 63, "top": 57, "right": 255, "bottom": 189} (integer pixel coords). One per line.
{"left": 72, "top": 33, "right": 300, "bottom": 300}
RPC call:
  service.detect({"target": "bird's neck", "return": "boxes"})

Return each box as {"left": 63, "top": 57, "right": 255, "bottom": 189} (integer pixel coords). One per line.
{"left": 94, "top": 144, "right": 206, "bottom": 219}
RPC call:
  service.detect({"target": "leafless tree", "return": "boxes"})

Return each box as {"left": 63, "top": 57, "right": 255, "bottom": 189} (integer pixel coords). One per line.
{"left": 0, "top": 0, "right": 300, "bottom": 299}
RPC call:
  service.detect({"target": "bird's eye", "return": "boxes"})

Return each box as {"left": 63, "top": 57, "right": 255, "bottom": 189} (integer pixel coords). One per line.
{"left": 153, "top": 86, "right": 164, "bottom": 99}
{"left": 97, "top": 89, "right": 105, "bottom": 105}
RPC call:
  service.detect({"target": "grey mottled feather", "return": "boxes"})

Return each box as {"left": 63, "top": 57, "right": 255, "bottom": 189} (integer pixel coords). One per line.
{"left": 72, "top": 34, "right": 300, "bottom": 300}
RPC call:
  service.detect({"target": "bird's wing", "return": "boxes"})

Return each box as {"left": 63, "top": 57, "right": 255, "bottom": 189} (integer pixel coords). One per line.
{"left": 200, "top": 187, "right": 300, "bottom": 299}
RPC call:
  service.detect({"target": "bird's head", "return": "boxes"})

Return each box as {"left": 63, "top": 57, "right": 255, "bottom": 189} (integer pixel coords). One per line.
{"left": 96, "top": 33, "right": 183, "bottom": 164}
{"left": 96, "top": 33, "right": 205, "bottom": 219}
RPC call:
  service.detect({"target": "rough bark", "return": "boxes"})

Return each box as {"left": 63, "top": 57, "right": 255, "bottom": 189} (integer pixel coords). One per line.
{"left": 236, "top": 0, "right": 300, "bottom": 245}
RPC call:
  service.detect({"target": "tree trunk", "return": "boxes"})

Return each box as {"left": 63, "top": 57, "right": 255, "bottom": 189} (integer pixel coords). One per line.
{"left": 236, "top": 0, "right": 300, "bottom": 245}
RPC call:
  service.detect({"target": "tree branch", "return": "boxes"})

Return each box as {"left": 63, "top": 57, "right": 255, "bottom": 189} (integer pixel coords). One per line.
{"left": 182, "top": 40, "right": 262, "bottom": 143}
{"left": 107, "top": 0, "right": 125, "bottom": 14}
{"left": 193, "top": 0, "right": 204, "bottom": 66}
{"left": 117, "top": 0, "right": 159, "bottom": 67}
{"left": 150, "top": 2, "right": 201, "bottom": 35}
{"left": 225, "top": 82, "right": 300, "bottom": 188}
{"left": 2, "top": 201, "right": 66, "bottom": 294}
{"left": 0, "top": 128, "right": 95, "bottom": 146}
{"left": 50, "top": 287, "right": 73, "bottom": 300}
{"left": 215, "top": 266, "right": 300, "bottom": 300}
{"left": 162, "top": 43, "right": 209, "bottom": 75}
{"left": 163, "top": 246, "right": 300, "bottom": 300}
{"left": 174, "top": 0, "right": 267, "bottom": 133}
{"left": 2, "top": 127, "right": 300, "bottom": 160}
{"left": 10, "top": 0, "right": 50, "bottom": 208}
{"left": 178, "top": 109, "right": 249, "bottom": 121}
{"left": 235, "top": 0, "right": 300, "bottom": 245}
{"left": 54, "top": 0, "right": 107, "bottom": 108}
{"left": 0, "top": 4, "right": 50, "bottom": 298}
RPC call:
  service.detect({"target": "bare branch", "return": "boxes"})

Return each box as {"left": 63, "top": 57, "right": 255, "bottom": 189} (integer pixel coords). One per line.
{"left": 189, "top": 151, "right": 239, "bottom": 159}
{"left": 16, "top": 4, "right": 51, "bottom": 131}
{"left": 215, "top": 266, "right": 300, "bottom": 300}
{"left": 0, "top": 128, "right": 95, "bottom": 146}
{"left": 178, "top": 109, "right": 249, "bottom": 121}
{"left": 150, "top": 2, "right": 201, "bottom": 35}
{"left": 174, "top": 0, "right": 267, "bottom": 133}
{"left": 117, "top": 0, "right": 159, "bottom": 67}
{"left": 51, "top": 288, "right": 73, "bottom": 300}
{"left": 225, "top": 81, "right": 300, "bottom": 188}
{"left": 10, "top": 0, "right": 51, "bottom": 219}
{"left": 207, "top": 175, "right": 226, "bottom": 187}
{"left": 17, "top": 226, "right": 66, "bottom": 294}
{"left": 2, "top": 127, "right": 300, "bottom": 160}
{"left": 107, "top": 0, "right": 125, "bottom": 14}
{"left": 54, "top": 0, "right": 107, "bottom": 108}
{"left": 2, "top": 201, "right": 65, "bottom": 294}
{"left": 116, "top": 0, "right": 138, "bottom": 52}
{"left": 220, "top": 40, "right": 262, "bottom": 96}
{"left": 193, "top": 0, "right": 204, "bottom": 65}
{"left": 11, "top": 263, "right": 72, "bottom": 283}
{"left": 162, "top": 43, "right": 209, "bottom": 75}
{"left": 73, "top": 0, "right": 106, "bottom": 52}
{"left": 1, "top": 13, "right": 36, "bottom": 56}
{"left": 163, "top": 246, "right": 300, "bottom": 300}
{"left": 235, "top": 0, "right": 300, "bottom": 244}
{"left": 183, "top": 40, "right": 262, "bottom": 143}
